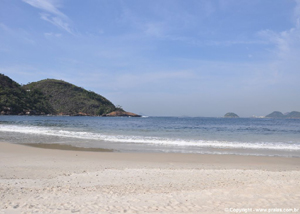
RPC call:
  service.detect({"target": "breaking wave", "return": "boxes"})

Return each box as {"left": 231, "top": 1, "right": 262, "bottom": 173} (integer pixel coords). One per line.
{"left": 1, "top": 124, "right": 300, "bottom": 151}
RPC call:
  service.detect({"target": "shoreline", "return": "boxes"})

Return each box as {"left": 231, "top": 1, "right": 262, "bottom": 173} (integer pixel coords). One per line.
{"left": 2, "top": 141, "right": 300, "bottom": 170}
{"left": 1, "top": 141, "right": 300, "bottom": 213}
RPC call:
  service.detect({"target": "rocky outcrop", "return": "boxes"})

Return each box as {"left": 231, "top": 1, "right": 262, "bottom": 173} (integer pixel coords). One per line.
{"left": 105, "top": 111, "right": 141, "bottom": 117}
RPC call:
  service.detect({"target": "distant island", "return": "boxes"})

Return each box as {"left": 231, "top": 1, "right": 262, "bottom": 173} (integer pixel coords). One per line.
{"left": 224, "top": 112, "right": 239, "bottom": 118}
{"left": 265, "top": 111, "right": 284, "bottom": 118}
{"left": 224, "top": 111, "right": 300, "bottom": 119}
{"left": 265, "top": 111, "right": 300, "bottom": 119}
{"left": 0, "top": 74, "right": 140, "bottom": 117}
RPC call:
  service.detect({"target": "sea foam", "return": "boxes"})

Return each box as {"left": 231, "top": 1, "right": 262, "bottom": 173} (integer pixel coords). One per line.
{"left": 1, "top": 124, "right": 300, "bottom": 151}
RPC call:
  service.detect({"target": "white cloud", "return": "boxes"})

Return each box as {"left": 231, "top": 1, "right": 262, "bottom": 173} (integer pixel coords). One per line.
{"left": 258, "top": 27, "right": 300, "bottom": 61}
{"left": 261, "top": 1, "right": 300, "bottom": 55}
{"left": 22, "top": 0, "right": 74, "bottom": 34}
{"left": 255, "top": 0, "right": 300, "bottom": 86}
{"left": 22, "top": 0, "right": 66, "bottom": 17}
{"left": 40, "top": 13, "right": 73, "bottom": 34}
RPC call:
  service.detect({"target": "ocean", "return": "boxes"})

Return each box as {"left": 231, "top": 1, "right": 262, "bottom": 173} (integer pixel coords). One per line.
{"left": 0, "top": 116, "right": 300, "bottom": 157}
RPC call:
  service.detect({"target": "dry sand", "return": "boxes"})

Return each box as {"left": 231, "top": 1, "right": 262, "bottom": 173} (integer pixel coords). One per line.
{"left": 0, "top": 141, "right": 300, "bottom": 214}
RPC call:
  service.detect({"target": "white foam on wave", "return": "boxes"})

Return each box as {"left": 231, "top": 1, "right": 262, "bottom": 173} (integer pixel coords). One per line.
{"left": 1, "top": 124, "right": 300, "bottom": 151}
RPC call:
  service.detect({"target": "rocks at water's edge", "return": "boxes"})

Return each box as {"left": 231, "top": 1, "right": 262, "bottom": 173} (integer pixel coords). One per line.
{"left": 105, "top": 111, "right": 141, "bottom": 117}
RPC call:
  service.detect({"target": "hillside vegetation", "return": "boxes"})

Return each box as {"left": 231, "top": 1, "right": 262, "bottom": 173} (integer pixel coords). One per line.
{"left": 23, "top": 79, "right": 116, "bottom": 116}
{"left": 0, "top": 74, "right": 54, "bottom": 115}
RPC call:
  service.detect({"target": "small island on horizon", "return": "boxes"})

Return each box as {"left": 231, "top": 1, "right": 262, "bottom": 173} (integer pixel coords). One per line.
{"left": 265, "top": 111, "right": 300, "bottom": 119}
{"left": 225, "top": 111, "right": 300, "bottom": 119}
{"left": 224, "top": 112, "right": 239, "bottom": 118}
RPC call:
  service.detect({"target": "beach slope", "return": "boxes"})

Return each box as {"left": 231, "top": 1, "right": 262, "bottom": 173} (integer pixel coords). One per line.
{"left": 0, "top": 142, "right": 300, "bottom": 213}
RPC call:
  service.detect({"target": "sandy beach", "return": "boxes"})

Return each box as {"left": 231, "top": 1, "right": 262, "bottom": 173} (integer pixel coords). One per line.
{"left": 0, "top": 142, "right": 300, "bottom": 214}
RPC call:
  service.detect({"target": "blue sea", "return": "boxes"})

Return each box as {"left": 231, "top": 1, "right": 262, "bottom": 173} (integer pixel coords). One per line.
{"left": 0, "top": 116, "right": 300, "bottom": 157}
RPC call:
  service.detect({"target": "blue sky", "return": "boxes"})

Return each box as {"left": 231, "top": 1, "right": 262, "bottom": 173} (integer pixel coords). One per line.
{"left": 1, "top": 0, "right": 300, "bottom": 116}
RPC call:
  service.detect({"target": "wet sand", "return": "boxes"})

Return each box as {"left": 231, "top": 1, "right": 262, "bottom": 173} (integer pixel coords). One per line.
{"left": 0, "top": 141, "right": 300, "bottom": 213}
{"left": 24, "top": 143, "right": 114, "bottom": 152}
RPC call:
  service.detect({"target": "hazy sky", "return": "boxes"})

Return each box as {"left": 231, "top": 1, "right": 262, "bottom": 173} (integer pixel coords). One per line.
{"left": 1, "top": 0, "right": 300, "bottom": 117}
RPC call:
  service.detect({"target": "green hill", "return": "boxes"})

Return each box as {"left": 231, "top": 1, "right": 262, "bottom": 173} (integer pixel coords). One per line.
{"left": 265, "top": 111, "right": 300, "bottom": 119}
{"left": 23, "top": 79, "right": 116, "bottom": 116}
{"left": 265, "top": 111, "right": 285, "bottom": 118}
{"left": 224, "top": 112, "right": 239, "bottom": 118}
{"left": 285, "top": 111, "right": 300, "bottom": 118}
{"left": 0, "top": 74, "right": 54, "bottom": 115}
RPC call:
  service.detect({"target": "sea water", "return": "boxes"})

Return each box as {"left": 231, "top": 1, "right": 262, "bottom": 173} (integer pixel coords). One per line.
{"left": 0, "top": 116, "right": 300, "bottom": 157}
